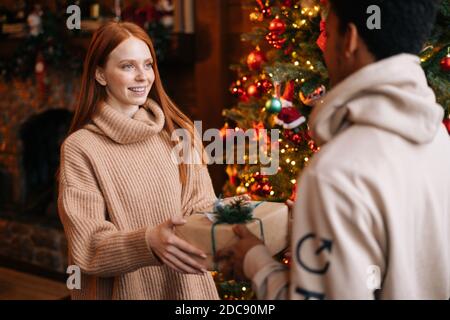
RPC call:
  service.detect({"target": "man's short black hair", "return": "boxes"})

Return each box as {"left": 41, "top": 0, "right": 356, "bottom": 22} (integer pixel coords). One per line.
{"left": 328, "top": 0, "right": 440, "bottom": 60}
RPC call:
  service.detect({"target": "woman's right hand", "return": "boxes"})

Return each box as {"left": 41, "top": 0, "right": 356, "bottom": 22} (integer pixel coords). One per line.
{"left": 147, "top": 216, "right": 208, "bottom": 274}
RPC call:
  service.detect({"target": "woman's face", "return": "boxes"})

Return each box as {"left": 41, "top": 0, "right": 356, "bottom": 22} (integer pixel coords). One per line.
{"left": 96, "top": 36, "right": 155, "bottom": 109}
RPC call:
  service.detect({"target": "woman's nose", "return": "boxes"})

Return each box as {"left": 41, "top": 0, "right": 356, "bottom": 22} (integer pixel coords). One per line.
{"left": 135, "top": 69, "right": 146, "bottom": 81}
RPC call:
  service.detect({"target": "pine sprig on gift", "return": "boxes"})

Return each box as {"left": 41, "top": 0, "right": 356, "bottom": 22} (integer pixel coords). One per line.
{"left": 213, "top": 197, "right": 256, "bottom": 224}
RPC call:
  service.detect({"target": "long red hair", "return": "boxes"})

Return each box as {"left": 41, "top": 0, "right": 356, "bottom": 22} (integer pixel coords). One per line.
{"left": 64, "top": 21, "right": 203, "bottom": 184}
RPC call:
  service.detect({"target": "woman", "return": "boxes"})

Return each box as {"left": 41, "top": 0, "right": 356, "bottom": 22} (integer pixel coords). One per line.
{"left": 57, "top": 21, "right": 219, "bottom": 300}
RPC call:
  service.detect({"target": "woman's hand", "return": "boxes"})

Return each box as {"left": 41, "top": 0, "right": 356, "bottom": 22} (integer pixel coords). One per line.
{"left": 147, "top": 216, "right": 208, "bottom": 274}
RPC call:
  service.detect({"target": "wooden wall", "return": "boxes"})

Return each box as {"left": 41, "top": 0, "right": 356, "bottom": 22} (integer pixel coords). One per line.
{"left": 192, "top": 0, "right": 253, "bottom": 193}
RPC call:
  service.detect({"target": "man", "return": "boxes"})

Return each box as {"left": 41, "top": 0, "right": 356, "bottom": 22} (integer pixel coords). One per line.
{"left": 217, "top": 0, "right": 450, "bottom": 299}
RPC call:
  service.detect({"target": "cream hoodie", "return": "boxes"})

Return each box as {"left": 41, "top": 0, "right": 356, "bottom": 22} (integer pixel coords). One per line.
{"left": 243, "top": 54, "right": 450, "bottom": 300}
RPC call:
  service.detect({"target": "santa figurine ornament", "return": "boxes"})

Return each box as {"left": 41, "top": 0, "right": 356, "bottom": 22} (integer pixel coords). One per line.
{"left": 275, "top": 80, "right": 306, "bottom": 130}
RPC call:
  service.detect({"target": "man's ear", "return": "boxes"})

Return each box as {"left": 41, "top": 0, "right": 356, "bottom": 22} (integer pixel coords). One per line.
{"left": 95, "top": 68, "right": 107, "bottom": 86}
{"left": 344, "top": 23, "right": 359, "bottom": 58}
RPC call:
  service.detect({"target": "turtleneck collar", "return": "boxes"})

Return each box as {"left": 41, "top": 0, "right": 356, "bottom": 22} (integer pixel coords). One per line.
{"left": 85, "top": 98, "right": 165, "bottom": 144}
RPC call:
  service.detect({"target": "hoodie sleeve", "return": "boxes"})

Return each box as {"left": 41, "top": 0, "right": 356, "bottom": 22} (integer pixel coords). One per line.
{"left": 289, "top": 169, "right": 386, "bottom": 299}
{"left": 244, "top": 168, "right": 386, "bottom": 300}
{"left": 58, "top": 139, "right": 162, "bottom": 277}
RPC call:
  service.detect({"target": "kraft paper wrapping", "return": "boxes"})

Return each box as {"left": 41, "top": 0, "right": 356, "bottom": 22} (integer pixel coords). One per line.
{"left": 175, "top": 201, "right": 289, "bottom": 271}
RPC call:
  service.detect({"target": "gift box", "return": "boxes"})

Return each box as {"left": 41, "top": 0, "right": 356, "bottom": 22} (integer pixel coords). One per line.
{"left": 175, "top": 200, "right": 289, "bottom": 271}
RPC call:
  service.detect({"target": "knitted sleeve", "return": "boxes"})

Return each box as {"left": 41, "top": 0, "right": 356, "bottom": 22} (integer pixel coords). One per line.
{"left": 57, "top": 138, "right": 161, "bottom": 277}
{"left": 181, "top": 161, "right": 217, "bottom": 217}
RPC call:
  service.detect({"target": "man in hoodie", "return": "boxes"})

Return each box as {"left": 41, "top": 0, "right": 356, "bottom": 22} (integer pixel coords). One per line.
{"left": 216, "top": 0, "right": 450, "bottom": 299}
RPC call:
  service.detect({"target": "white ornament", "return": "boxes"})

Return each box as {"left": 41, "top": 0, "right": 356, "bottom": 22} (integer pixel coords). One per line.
{"left": 27, "top": 12, "right": 42, "bottom": 36}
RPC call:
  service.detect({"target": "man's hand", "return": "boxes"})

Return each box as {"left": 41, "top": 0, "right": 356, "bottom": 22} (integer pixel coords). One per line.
{"left": 286, "top": 199, "right": 294, "bottom": 219}
{"left": 215, "top": 224, "right": 264, "bottom": 281}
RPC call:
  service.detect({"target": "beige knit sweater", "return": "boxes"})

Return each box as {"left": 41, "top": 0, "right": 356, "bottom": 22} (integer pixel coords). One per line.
{"left": 58, "top": 99, "right": 219, "bottom": 300}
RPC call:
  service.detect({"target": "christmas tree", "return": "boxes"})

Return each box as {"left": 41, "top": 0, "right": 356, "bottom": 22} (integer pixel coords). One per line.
{"left": 216, "top": 0, "right": 449, "bottom": 300}
{"left": 216, "top": 0, "right": 328, "bottom": 300}
{"left": 222, "top": 0, "right": 328, "bottom": 205}
{"left": 420, "top": 0, "right": 450, "bottom": 131}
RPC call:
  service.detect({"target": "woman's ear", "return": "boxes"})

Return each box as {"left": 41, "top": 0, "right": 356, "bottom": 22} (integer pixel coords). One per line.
{"left": 95, "top": 67, "right": 107, "bottom": 86}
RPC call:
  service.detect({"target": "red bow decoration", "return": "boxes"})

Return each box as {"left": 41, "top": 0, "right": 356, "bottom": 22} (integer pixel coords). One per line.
{"left": 316, "top": 20, "right": 327, "bottom": 52}
{"left": 316, "top": 0, "right": 328, "bottom": 52}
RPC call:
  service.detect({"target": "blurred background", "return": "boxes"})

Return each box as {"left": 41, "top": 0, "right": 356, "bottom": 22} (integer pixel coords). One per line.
{"left": 0, "top": 0, "right": 256, "bottom": 299}
{"left": 0, "top": 0, "right": 448, "bottom": 300}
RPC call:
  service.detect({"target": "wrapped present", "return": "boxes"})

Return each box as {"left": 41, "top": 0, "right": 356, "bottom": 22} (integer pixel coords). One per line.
{"left": 175, "top": 197, "right": 289, "bottom": 271}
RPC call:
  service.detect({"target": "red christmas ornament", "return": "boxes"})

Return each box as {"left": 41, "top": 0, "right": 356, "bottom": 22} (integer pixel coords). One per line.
{"left": 251, "top": 181, "right": 272, "bottom": 197}
{"left": 230, "top": 82, "right": 241, "bottom": 96}
{"left": 284, "top": 44, "right": 294, "bottom": 56}
{"left": 259, "top": 79, "right": 273, "bottom": 92}
{"left": 440, "top": 54, "right": 450, "bottom": 72}
{"left": 247, "top": 50, "right": 266, "bottom": 71}
{"left": 266, "top": 32, "right": 287, "bottom": 49}
{"left": 261, "top": 7, "right": 271, "bottom": 17}
{"left": 269, "top": 18, "right": 286, "bottom": 35}
{"left": 282, "top": 0, "right": 294, "bottom": 7}
{"left": 239, "top": 92, "right": 250, "bottom": 102}
{"left": 317, "top": 20, "right": 327, "bottom": 52}
{"left": 256, "top": 0, "right": 272, "bottom": 17}
{"left": 247, "top": 84, "right": 261, "bottom": 98}
{"left": 35, "top": 52, "right": 46, "bottom": 97}
{"left": 443, "top": 118, "right": 450, "bottom": 134}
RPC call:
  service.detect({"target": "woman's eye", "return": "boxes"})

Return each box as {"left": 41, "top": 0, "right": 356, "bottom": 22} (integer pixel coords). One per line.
{"left": 145, "top": 63, "right": 153, "bottom": 69}
{"left": 121, "top": 64, "right": 134, "bottom": 70}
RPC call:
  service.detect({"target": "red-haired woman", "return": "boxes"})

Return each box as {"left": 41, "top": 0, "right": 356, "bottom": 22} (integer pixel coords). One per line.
{"left": 57, "top": 21, "right": 218, "bottom": 300}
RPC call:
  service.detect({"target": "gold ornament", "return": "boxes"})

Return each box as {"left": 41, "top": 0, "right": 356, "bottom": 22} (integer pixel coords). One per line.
{"left": 249, "top": 12, "right": 263, "bottom": 22}
{"left": 236, "top": 185, "right": 248, "bottom": 195}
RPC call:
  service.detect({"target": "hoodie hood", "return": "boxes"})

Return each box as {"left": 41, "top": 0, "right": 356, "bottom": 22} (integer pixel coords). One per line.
{"left": 310, "top": 54, "right": 444, "bottom": 146}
